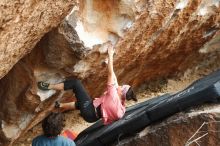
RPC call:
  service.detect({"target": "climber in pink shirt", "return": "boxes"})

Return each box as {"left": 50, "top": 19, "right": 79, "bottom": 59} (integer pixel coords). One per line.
{"left": 38, "top": 43, "right": 137, "bottom": 125}
{"left": 93, "top": 45, "right": 136, "bottom": 124}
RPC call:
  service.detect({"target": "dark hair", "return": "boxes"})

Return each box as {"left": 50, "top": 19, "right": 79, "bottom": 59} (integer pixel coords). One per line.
{"left": 42, "top": 112, "right": 65, "bottom": 137}
{"left": 126, "top": 87, "right": 137, "bottom": 102}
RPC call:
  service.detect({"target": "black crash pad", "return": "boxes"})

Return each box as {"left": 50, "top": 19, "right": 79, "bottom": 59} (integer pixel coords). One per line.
{"left": 75, "top": 69, "right": 220, "bottom": 146}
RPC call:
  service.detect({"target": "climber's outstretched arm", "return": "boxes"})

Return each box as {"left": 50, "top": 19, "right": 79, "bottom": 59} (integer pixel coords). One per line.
{"left": 107, "top": 44, "right": 115, "bottom": 85}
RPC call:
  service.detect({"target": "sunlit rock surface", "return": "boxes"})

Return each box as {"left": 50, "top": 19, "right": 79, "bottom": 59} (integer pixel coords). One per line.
{"left": 75, "top": 0, "right": 143, "bottom": 47}
{"left": 0, "top": 0, "right": 75, "bottom": 79}
{"left": 1, "top": 0, "right": 220, "bottom": 145}
{"left": 51, "top": 0, "right": 220, "bottom": 97}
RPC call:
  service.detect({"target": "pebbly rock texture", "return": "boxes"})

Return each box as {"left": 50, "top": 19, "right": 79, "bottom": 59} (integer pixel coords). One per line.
{"left": 86, "top": 0, "right": 220, "bottom": 97}
{"left": 1, "top": 0, "right": 220, "bottom": 146}
{"left": 0, "top": 0, "right": 75, "bottom": 145}
{"left": 115, "top": 104, "right": 220, "bottom": 146}
{"left": 42, "top": 0, "right": 149, "bottom": 94}
{"left": 45, "top": 0, "right": 220, "bottom": 97}
{"left": 0, "top": 0, "right": 75, "bottom": 79}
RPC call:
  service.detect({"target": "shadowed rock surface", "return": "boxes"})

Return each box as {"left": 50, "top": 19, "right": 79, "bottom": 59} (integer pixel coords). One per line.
{"left": 114, "top": 105, "right": 220, "bottom": 146}
{"left": 0, "top": 0, "right": 75, "bottom": 145}
{"left": 1, "top": 0, "right": 220, "bottom": 146}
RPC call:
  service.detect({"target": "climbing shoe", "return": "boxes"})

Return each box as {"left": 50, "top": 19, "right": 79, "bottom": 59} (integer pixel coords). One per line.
{"left": 55, "top": 101, "right": 60, "bottom": 109}
{"left": 75, "top": 101, "right": 80, "bottom": 110}
{"left": 37, "top": 81, "right": 50, "bottom": 91}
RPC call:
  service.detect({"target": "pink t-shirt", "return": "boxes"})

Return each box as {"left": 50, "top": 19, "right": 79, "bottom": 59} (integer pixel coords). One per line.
{"left": 93, "top": 83, "right": 126, "bottom": 125}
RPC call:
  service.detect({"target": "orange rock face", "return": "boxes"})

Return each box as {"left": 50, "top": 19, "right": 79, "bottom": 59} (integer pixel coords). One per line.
{"left": 0, "top": 0, "right": 220, "bottom": 145}
{"left": 69, "top": 0, "right": 220, "bottom": 97}
{"left": 112, "top": 0, "right": 220, "bottom": 89}
{"left": 0, "top": 0, "right": 75, "bottom": 79}
{"left": 0, "top": 0, "right": 75, "bottom": 145}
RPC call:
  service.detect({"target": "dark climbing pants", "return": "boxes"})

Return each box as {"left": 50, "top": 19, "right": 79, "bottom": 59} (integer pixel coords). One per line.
{"left": 64, "top": 79, "right": 101, "bottom": 123}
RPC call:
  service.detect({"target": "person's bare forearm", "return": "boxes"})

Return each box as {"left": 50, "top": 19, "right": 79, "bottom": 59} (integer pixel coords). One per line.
{"left": 108, "top": 53, "right": 114, "bottom": 75}
{"left": 107, "top": 44, "right": 115, "bottom": 84}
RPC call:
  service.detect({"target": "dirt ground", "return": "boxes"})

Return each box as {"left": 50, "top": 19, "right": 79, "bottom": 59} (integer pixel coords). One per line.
{"left": 14, "top": 48, "right": 220, "bottom": 146}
